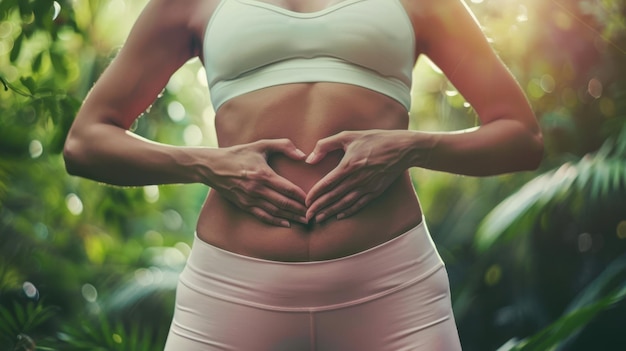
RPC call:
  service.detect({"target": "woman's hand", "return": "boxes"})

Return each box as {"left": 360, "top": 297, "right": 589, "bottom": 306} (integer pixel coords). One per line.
{"left": 207, "top": 139, "right": 309, "bottom": 228}
{"left": 304, "top": 130, "right": 415, "bottom": 223}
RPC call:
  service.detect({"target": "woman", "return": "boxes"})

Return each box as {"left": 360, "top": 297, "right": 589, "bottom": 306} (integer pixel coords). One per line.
{"left": 64, "top": 0, "right": 543, "bottom": 349}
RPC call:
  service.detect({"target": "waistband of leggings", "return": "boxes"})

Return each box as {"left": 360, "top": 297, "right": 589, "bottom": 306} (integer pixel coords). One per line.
{"left": 180, "top": 219, "right": 444, "bottom": 311}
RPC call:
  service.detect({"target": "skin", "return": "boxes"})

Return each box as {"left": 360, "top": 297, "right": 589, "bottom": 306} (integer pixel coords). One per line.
{"left": 64, "top": 0, "right": 543, "bottom": 262}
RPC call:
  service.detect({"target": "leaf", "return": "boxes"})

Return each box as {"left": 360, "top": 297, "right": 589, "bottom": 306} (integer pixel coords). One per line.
{"left": 49, "top": 97, "right": 77, "bottom": 154}
{"left": 0, "top": 0, "right": 19, "bottom": 20}
{"left": 475, "top": 141, "right": 626, "bottom": 252}
{"left": 28, "top": 304, "right": 58, "bottom": 330}
{"left": 49, "top": 50, "right": 68, "bottom": 76}
{"left": 475, "top": 163, "right": 577, "bottom": 251}
{"left": 0, "top": 304, "right": 19, "bottom": 336}
{"left": 510, "top": 284, "right": 626, "bottom": 351}
{"left": 32, "top": 51, "right": 45, "bottom": 72}
{"left": 19, "top": 76, "right": 37, "bottom": 96}
{"left": 33, "top": 0, "right": 54, "bottom": 25}
{"left": 10, "top": 33, "right": 24, "bottom": 63}
{"left": 13, "top": 301, "right": 26, "bottom": 327}
{"left": 564, "top": 254, "right": 626, "bottom": 315}
{"left": 18, "top": 0, "right": 32, "bottom": 18}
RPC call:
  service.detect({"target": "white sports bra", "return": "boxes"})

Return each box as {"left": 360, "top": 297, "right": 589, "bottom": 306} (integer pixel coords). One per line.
{"left": 203, "top": 0, "right": 415, "bottom": 111}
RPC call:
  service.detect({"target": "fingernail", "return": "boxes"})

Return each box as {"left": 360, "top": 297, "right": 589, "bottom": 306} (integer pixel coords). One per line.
{"left": 281, "top": 220, "right": 291, "bottom": 228}
{"left": 305, "top": 152, "right": 316, "bottom": 164}
{"left": 316, "top": 213, "right": 326, "bottom": 223}
{"left": 298, "top": 216, "right": 308, "bottom": 224}
{"left": 336, "top": 213, "right": 345, "bottom": 220}
{"left": 296, "top": 149, "right": 306, "bottom": 158}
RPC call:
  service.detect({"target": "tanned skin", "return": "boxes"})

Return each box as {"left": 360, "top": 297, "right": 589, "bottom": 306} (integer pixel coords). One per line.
{"left": 64, "top": 0, "right": 543, "bottom": 262}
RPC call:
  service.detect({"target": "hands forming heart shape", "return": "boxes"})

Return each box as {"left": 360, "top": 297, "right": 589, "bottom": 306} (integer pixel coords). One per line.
{"left": 209, "top": 130, "right": 417, "bottom": 228}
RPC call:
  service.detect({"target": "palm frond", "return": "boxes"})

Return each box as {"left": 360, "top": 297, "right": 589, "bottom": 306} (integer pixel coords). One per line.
{"left": 499, "top": 253, "right": 626, "bottom": 351}
{"left": 475, "top": 135, "right": 626, "bottom": 252}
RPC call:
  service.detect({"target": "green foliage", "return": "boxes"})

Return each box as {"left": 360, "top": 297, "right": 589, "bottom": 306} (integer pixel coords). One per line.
{"left": 54, "top": 315, "right": 167, "bottom": 351}
{"left": 0, "top": 300, "right": 58, "bottom": 349}
{"left": 476, "top": 122, "right": 626, "bottom": 252}
{"left": 503, "top": 254, "right": 626, "bottom": 351}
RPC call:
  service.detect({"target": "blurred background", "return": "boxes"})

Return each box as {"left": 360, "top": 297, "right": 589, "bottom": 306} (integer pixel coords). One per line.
{"left": 1, "top": 0, "right": 625, "bottom": 350}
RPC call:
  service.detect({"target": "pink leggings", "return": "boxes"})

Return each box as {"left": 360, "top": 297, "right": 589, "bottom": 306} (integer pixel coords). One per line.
{"left": 164, "top": 221, "right": 462, "bottom": 350}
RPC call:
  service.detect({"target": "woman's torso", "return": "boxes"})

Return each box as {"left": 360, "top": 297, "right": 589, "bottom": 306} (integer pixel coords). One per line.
{"left": 191, "top": 0, "right": 423, "bottom": 262}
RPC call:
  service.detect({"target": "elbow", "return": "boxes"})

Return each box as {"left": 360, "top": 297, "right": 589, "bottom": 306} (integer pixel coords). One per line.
{"left": 63, "top": 132, "right": 88, "bottom": 177}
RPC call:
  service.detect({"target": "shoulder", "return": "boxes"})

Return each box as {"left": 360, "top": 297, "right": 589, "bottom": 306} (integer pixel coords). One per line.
{"left": 131, "top": 0, "right": 221, "bottom": 57}
{"left": 401, "top": 0, "right": 482, "bottom": 53}
{"left": 401, "top": 0, "right": 470, "bottom": 20}
{"left": 138, "top": 0, "right": 203, "bottom": 28}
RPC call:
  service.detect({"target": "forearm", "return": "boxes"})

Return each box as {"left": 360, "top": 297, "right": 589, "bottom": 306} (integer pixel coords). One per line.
{"left": 63, "top": 123, "right": 211, "bottom": 186}
{"left": 407, "top": 119, "right": 544, "bottom": 176}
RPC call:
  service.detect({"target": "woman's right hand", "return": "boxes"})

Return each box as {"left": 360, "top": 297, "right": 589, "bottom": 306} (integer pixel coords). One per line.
{"left": 205, "top": 139, "right": 308, "bottom": 228}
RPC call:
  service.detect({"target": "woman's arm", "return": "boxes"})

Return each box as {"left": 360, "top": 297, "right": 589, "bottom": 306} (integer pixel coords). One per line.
{"left": 304, "top": 0, "right": 543, "bottom": 221}
{"left": 408, "top": 0, "right": 543, "bottom": 174}
{"left": 63, "top": 0, "right": 308, "bottom": 227}
{"left": 63, "top": 0, "right": 203, "bottom": 185}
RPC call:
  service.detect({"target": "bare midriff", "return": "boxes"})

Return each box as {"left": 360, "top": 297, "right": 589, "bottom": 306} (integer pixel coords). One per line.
{"left": 196, "top": 82, "right": 423, "bottom": 262}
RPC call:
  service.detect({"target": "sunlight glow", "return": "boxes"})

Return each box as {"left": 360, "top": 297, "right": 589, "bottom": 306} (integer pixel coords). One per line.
{"left": 515, "top": 5, "right": 528, "bottom": 23}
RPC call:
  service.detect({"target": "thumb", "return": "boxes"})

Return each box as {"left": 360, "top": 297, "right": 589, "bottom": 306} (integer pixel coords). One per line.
{"left": 305, "top": 135, "right": 346, "bottom": 165}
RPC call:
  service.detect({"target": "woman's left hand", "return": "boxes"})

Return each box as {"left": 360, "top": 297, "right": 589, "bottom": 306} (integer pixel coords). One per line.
{"left": 304, "top": 130, "right": 415, "bottom": 223}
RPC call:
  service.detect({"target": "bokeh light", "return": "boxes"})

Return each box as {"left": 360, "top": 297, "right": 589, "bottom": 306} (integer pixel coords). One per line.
{"left": 65, "top": 193, "right": 84, "bottom": 215}
{"left": 29, "top": 140, "right": 43, "bottom": 158}
{"left": 167, "top": 101, "right": 186, "bottom": 122}
{"left": 81, "top": 283, "right": 98, "bottom": 302}
{"left": 22, "top": 281, "right": 39, "bottom": 299}
{"left": 143, "top": 185, "right": 159, "bottom": 203}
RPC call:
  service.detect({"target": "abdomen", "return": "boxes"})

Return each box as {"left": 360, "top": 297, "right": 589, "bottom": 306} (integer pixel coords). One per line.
{"left": 196, "top": 83, "right": 423, "bottom": 261}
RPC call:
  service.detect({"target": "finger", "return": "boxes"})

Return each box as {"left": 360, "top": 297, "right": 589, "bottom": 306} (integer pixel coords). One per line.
{"left": 262, "top": 139, "right": 306, "bottom": 161}
{"left": 312, "top": 190, "right": 362, "bottom": 223}
{"left": 253, "top": 198, "right": 308, "bottom": 225}
{"left": 249, "top": 207, "right": 292, "bottom": 228}
{"left": 267, "top": 172, "right": 307, "bottom": 203}
{"left": 259, "top": 190, "right": 308, "bottom": 221}
{"left": 231, "top": 176, "right": 306, "bottom": 216}
{"left": 305, "top": 133, "right": 347, "bottom": 165}
{"left": 305, "top": 165, "right": 351, "bottom": 207}
{"left": 306, "top": 177, "right": 356, "bottom": 220}
{"left": 336, "top": 193, "right": 376, "bottom": 220}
